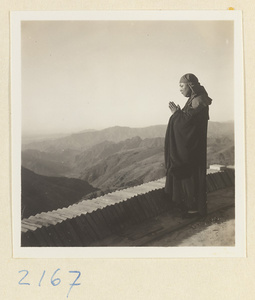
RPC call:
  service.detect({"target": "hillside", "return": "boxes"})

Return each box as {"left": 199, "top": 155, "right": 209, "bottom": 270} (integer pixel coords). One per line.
{"left": 79, "top": 138, "right": 165, "bottom": 191}
{"left": 21, "top": 122, "right": 235, "bottom": 194}
{"left": 78, "top": 135, "right": 234, "bottom": 192}
{"left": 207, "top": 136, "right": 234, "bottom": 166}
{"left": 207, "top": 121, "right": 234, "bottom": 139}
{"left": 22, "top": 149, "right": 78, "bottom": 177}
{"left": 21, "top": 167, "right": 99, "bottom": 218}
{"left": 74, "top": 136, "right": 163, "bottom": 173}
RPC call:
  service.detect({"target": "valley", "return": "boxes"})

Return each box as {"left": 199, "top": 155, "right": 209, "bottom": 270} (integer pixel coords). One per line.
{"left": 21, "top": 122, "right": 234, "bottom": 217}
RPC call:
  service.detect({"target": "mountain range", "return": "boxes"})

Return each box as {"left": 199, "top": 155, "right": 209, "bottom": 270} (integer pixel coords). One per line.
{"left": 22, "top": 122, "right": 233, "bottom": 152}
{"left": 21, "top": 122, "right": 234, "bottom": 217}
{"left": 22, "top": 122, "right": 234, "bottom": 174}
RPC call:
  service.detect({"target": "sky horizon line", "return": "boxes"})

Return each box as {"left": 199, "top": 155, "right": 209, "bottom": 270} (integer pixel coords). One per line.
{"left": 22, "top": 119, "right": 235, "bottom": 137}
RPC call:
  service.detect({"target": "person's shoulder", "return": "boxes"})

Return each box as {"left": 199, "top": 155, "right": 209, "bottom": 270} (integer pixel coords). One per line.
{"left": 191, "top": 95, "right": 205, "bottom": 108}
{"left": 192, "top": 94, "right": 212, "bottom": 108}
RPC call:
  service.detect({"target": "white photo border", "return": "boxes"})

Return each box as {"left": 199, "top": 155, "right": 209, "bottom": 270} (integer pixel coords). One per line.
{"left": 11, "top": 10, "right": 245, "bottom": 258}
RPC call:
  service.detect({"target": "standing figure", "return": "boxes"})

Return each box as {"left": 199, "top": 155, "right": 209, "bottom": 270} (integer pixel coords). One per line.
{"left": 164, "top": 73, "right": 212, "bottom": 217}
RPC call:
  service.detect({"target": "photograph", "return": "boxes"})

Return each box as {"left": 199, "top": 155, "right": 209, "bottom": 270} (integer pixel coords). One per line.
{"left": 11, "top": 11, "right": 245, "bottom": 257}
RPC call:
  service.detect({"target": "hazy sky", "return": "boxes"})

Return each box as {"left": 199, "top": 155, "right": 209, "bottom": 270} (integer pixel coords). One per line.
{"left": 21, "top": 20, "right": 234, "bottom": 135}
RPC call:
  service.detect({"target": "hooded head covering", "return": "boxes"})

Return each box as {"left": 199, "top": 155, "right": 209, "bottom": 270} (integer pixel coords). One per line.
{"left": 179, "top": 73, "right": 204, "bottom": 97}
{"left": 179, "top": 73, "right": 212, "bottom": 105}
{"left": 179, "top": 73, "right": 199, "bottom": 85}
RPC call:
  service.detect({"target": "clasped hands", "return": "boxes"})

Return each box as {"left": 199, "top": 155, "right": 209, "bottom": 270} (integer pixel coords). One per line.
{"left": 169, "top": 101, "right": 180, "bottom": 114}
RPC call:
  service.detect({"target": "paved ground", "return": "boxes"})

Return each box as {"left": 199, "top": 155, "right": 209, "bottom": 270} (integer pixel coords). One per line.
{"left": 90, "top": 187, "right": 235, "bottom": 247}
{"left": 148, "top": 206, "right": 234, "bottom": 246}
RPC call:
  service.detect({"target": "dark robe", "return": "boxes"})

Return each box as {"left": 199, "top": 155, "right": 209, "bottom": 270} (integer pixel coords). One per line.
{"left": 164, "top": 86, "right": 212, "bottom": 216}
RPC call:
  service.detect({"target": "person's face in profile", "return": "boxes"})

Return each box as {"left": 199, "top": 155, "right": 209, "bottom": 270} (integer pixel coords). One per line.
{"left": 179, "top": 83, "right": 191, "bottom": 97}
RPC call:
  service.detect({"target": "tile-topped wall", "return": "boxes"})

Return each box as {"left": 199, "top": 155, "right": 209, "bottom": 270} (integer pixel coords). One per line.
{"left": 21, "top": 169, "right": 234, "bottom": 247}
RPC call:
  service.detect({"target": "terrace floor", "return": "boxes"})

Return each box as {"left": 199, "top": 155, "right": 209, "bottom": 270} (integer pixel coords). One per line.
{"left": 89, "top": 187, "right": 235, "bottom": 247}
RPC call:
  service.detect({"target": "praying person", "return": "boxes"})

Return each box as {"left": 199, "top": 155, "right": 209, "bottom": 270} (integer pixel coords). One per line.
{"left": 164, "top": 73, "right": 212, "bottom": 218}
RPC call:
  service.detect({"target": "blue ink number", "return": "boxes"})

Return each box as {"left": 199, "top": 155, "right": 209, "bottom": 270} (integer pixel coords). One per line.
{"left": 67, "top": 271, "right": 81, "bottom": 298}
{"left": 38, "top": 270, "right": 46, "bottom": 287}
{"left": 18, "top": 269, "right": 81, "bottom": 297}
{"left": 51, "top": 268, "right": 61, "bottom": 286}
{"left": 18, "top": 270, "right": 30, "bottom": 285}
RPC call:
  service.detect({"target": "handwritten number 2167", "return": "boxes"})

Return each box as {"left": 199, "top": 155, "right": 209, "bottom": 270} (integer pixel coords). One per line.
{"left": 18, "top": 269, "right": 81, "bottom": 298}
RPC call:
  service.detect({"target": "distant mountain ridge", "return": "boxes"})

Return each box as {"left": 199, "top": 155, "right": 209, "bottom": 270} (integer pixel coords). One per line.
{"left": 22, "top": 122, "right": 234, "bottom": 192}
{"left": 22, "top": 122, "right": 234, "bottom": 152}
{"left": 22, "top": 125, "right": 167, "bottom": 152}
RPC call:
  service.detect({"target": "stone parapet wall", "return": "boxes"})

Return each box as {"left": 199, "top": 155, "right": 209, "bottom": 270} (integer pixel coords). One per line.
{"left": 21, "top": 170, "right": 234, "bottom": 247}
